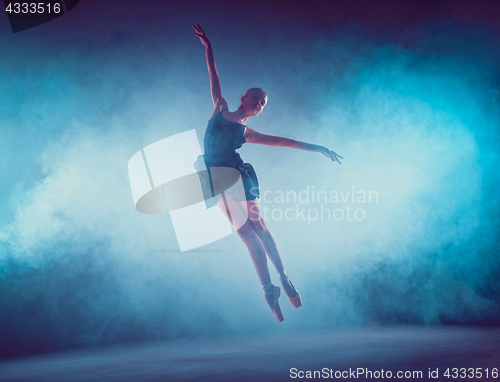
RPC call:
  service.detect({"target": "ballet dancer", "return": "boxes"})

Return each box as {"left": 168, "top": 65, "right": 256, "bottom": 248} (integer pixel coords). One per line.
{"left": 193, "top": 23, "right": 342, "bottom": 321}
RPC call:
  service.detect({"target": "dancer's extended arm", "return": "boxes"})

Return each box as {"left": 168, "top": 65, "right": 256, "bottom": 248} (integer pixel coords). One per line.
{"left": 193, "top": 23, "right": 228, "bottom": 117}
{"left": 244, "top": 128, "right": 343, "bottom": 164}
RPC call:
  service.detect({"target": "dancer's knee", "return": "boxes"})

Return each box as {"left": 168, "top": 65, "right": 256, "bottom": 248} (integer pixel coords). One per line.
{"left": 250, "top": 217, "right": 267, "bottom": 234}
{"left": 236, "top": 220, "right": 257, "bottom": 239}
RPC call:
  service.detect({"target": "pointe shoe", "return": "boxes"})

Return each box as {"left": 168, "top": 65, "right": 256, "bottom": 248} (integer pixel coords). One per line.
{"left": 263, "top": 285, "right": 284, "bottom": 322}
{"left": 279, "top": 274, "right": 302, "bottom": 308}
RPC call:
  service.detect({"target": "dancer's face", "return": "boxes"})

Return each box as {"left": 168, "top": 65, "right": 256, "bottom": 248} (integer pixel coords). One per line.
{"left": 241, "top": 89, "right": 267, "bottom": 116}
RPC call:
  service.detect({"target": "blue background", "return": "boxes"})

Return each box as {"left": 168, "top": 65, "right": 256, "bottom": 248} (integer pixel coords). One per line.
{"left": 0, "top": 0, "right": 499, "bottom": 359}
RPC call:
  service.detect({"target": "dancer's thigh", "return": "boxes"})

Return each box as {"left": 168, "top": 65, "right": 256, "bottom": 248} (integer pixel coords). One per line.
{"left": 217, "top": 194, "right": 250, "bottom": 230}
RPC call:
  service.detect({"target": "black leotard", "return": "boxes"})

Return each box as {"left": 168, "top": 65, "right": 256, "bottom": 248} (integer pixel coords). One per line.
{"left": 195, "top": 110, "right": 259, "bottom": 207}
{"left": 204, "top": 110, "right": 246, "bottom": 167}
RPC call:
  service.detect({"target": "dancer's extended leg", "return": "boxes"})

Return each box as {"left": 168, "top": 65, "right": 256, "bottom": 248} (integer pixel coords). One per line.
{"left": 235, "top": 220, "right": 272, "bottom": 286}
{"left": 217, "top": 195, "right": 271, "bottom": 285}
{"left": 243, "top": 199, "right": 285, "bottom": 273}
{"left": 217, "top": 195, "right": 284, "bottom": 321}
{"left": 243, "top": 199, "right": 302, "bottom": 308}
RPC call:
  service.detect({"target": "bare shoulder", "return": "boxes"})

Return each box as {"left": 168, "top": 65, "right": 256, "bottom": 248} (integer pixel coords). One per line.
{"left": 209, "top": 98, "right": 229, "bottom": 120}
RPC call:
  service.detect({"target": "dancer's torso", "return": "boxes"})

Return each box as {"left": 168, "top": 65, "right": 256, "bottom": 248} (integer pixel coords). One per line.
{"left": 203, "top": 110, "right": 247, "bottom": 168}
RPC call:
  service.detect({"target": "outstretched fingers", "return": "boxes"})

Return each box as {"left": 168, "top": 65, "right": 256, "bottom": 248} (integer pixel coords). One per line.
{"left": 192, "top": 23, "right": 205, "bottom": 36}
{"left": 329, "top": 150, "right": 343, "bottom": 164}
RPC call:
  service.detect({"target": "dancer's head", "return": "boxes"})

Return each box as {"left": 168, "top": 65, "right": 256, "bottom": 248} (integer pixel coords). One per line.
{"left": 240, "top": 88, "right": 268, "bottom": 116}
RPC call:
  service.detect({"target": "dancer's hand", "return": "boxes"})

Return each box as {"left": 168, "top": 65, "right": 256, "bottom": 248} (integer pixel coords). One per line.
{"left": 192, "top": 23, "right": 211, "bottom": 48}
{"left": 320, "top": 147, "right": 343, "bottom": 164}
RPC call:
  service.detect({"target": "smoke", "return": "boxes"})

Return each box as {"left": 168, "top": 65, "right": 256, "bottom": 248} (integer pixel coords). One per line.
{"left": 0, "top": 13, "right": 499, "bottom": 359}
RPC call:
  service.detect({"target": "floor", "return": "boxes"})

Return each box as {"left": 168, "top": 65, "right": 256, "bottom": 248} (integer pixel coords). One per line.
{"left": 0, "top": 326, "right": 499, "bottom": 381}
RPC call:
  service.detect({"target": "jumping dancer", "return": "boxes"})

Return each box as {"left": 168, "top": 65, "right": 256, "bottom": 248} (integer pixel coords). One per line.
{"left": 193, "top": 23, "right": 342, "bottom": 322}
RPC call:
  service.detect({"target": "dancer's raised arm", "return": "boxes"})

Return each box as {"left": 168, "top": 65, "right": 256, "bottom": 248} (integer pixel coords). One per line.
{"left": 244, "top": 128, "right": 343, "bottom": 164}
{"left": 193, "top": 23, "right": 228, "bottom": 117}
